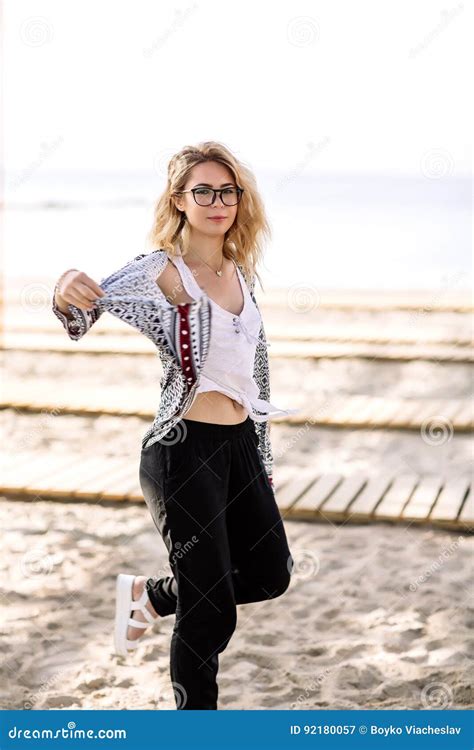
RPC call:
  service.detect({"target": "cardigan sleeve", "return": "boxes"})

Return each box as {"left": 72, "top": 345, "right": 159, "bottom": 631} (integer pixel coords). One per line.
{"left": 51, "top": 253, "right": 147, "bottom": 341}
{"left": 249, "top": 280, "right": 274, "bottom": 487}
{"left": 88, "top": 251, "right": 212, "bottom": 389}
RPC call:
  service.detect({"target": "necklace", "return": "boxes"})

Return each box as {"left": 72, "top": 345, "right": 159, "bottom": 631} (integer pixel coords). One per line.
{"left": 188, "top": 249, "right": 224, "bottom": 277}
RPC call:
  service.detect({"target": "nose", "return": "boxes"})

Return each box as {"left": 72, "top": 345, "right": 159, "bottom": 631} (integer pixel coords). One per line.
{"left": 211, "top": 191, "right": 226, "bottom": 207}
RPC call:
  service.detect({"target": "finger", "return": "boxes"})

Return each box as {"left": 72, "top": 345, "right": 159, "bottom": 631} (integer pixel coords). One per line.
{"left": 63, "top": 291, "right": 97, "bottom": 311}
{"left": 82, "top": 277, "right": 106, "bottom": 297}
{"left": 75, "top": 281, "right": 104, "bottom": 302}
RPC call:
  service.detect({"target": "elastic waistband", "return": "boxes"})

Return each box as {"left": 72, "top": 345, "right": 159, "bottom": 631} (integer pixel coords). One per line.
{"left": 179, "top": 414, "right": 253, "bottom": 440}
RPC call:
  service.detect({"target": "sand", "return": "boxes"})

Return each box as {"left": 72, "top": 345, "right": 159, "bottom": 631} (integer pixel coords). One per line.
{"left": 0, "top": 498, "right": 472, "bottom": 710}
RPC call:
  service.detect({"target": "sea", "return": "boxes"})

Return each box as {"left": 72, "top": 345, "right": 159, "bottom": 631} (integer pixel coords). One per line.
{"left": 3, "top": 168, "right": 471, "bottom": 293}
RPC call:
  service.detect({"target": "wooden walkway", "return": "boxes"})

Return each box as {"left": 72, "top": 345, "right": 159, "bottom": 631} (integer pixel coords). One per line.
{"left": 2, "top": 381, "right": 473, "bottom": 432}
{"left": 3, "top": 331, "right": 472, "bottom": 363}
{"left": 1, "top": 451, "right": 472, "bottom": 532}
{"left": 4, "top": 283, "right": 473, "bottom": 312}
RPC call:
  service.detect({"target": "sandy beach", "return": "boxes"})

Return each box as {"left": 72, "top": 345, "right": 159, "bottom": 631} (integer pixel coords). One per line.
{"left": 0, "top": 498, "right": 472, "bottom": 710}
{"left": 1, "top": 299, "right": 472, "bottom": 710}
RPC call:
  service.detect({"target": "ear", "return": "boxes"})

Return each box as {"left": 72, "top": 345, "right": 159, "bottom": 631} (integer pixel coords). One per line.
{"left": 172, "top": 195, "right": 184, "bottom": 212}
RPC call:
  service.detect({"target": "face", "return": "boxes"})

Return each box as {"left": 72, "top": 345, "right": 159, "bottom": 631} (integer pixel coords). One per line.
{"left": 173, "top": 161, "right": 240, "bottom": 238}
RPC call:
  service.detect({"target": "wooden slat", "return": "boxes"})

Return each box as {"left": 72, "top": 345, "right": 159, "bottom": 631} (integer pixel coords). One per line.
{"left": 450, "top": 401, "right": 474, "bottom": 430}
{"left": 365, "top": 399, "right": 400, "bottom": 426}
{"left": 401, "top": 476, "right": 443, "bottom": 521}
{"left": 291, "top": 473, "right": 343, "bottom": 514}
{"left": 72, "top": 458, "right": 139, "bottom": 499}
{"left": 347, "top": 476, "right": 393, "bottom": 517}
{"left": 274, "top": 473, "right": 318, "bottom": 513}
{"left": 3, "top": 383, "right": 473, "bottom": 432}
{"left": 430, "top": 476, "right": 471, "bottom": 522}
{"left": 438, "top": 400, "right": 468, "bottom": 423}
{"left": 4, "top": 333, "right": 473, "bottom": 362}
{"left": 7, "top": 317, "right": 474, "bottom": 347}
{"left": 374, "top": 475, "right": 418, "bottom": 519}
{"left": 29, "top": 457, "right": 106, "bottom": 496}
{"left": 458, "top": 491, "right": 474, "bottom": 526}
{"left": 104, "top": 462, "right": 141, "bottom": 500}
{"left": 326, "top": 396, "right": 371, "bottom": 423}
{"left": 1, "top": 459, "right": 472, "bottom": 531}
{"left": 319, "top": 474, "right": 367, "bottom": 515}
{"left": 1, "top": 453, "right": 77, "bottom": 493}
{"left": 387, "top": 401, "right": 427, "bottom": 428}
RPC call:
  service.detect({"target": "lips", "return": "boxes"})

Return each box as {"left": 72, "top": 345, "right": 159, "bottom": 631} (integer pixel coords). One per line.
{"left": 208, "top": 216, "right": 227, "bottom": 220}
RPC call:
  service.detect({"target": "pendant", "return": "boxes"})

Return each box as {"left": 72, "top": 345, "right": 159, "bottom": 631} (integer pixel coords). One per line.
{"left": 216, "top": 270, "right": 222, "bottom": 277}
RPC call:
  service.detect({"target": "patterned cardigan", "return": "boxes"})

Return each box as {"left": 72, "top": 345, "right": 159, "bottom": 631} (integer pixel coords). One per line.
{"left": 51, "top": 249, "right": 274, "bottom": 483}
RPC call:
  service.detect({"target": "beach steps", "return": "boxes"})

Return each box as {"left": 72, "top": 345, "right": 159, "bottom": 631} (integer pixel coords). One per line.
{"left": 2, "top": 381, "right": 472, "bottom": 432}
{"left": 1, "top": 450, "right": 471, "bottom": 533}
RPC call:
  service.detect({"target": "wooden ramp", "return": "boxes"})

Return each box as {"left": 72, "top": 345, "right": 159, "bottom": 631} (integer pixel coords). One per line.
{"left": 2, "top": 381, "right": 473, "bottom": 432}
{"left": 4, "top": 282, "right": 473, "bottom": 312}
{"left": 3, "top": 331, "right": 472, "bottom": 363}
{"left": 5, "top": 319, "right": 474, "bottom": 348}
{"left": 1, "top": 452, "right": 472, "bottom": 533}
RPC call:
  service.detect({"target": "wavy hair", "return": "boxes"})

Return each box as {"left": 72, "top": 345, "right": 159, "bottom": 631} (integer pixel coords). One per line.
{"left": 146, "top": 141, "right": 271, "bottom": 291}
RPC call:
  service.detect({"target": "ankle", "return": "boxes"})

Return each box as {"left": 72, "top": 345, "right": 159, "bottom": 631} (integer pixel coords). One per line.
{"left": 133, "top": 576, "right": 159, "bottom": 618}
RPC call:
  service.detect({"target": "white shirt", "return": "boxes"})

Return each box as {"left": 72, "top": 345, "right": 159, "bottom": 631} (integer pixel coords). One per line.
{"left": 170, "top": 252, "right": 298, "bottom": 423}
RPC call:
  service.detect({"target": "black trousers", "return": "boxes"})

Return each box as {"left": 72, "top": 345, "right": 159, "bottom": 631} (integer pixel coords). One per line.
{"left": 139, "top": 415, "right": 293, "bottom": 710}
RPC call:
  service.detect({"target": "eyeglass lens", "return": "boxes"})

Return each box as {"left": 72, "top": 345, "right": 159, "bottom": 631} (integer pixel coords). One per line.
{"left": 193, "top": 188, "right": 241, "bottom": 206}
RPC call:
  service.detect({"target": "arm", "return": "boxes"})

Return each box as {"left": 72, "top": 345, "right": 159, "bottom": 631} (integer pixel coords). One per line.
{"left": 89, "top": 250, "right": 212, "bottom": 387}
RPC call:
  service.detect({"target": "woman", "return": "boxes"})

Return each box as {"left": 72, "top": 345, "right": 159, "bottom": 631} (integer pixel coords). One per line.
{"left": 52, "top": 141, "right": 297, "bottom": 710}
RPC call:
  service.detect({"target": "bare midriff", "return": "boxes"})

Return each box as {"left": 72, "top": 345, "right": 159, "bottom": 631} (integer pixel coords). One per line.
{"left": 183, "top": 390, "right": 248, "bottom": 425}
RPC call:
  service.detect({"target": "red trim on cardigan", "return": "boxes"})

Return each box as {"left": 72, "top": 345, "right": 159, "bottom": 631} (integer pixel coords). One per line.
{"left": 178, "top": 304, "right": 196, "bottom": 389}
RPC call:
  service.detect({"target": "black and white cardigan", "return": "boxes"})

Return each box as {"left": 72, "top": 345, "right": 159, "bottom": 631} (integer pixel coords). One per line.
{"left": 52, "top": 249, "right": 274, "bottom": 483}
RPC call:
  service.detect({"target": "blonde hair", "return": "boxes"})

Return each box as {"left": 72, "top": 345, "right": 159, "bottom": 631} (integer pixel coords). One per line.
{"left": 146, "top": 141, "right": 271, "bottom": 291}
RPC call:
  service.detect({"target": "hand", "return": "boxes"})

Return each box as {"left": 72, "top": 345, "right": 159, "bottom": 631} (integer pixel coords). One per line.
{"left": 55, "top": 269, "right": 106, "bottom": 312}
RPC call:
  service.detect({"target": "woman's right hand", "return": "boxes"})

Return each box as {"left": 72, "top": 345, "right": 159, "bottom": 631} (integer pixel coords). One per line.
{"left": 55, "top": 269, "right": 106, "bottom": 312}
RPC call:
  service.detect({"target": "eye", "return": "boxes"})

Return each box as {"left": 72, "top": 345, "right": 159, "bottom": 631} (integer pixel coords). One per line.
{"left": 223, "top": 188, "right": 236, "bottom": 194}
{"left": 195, "top": 188, "right": 211, "bottom": 195}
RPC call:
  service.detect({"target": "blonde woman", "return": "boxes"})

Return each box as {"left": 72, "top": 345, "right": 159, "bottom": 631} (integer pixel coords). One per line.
{"left": 52, "top": 141, "right": 297, "bottom": 710}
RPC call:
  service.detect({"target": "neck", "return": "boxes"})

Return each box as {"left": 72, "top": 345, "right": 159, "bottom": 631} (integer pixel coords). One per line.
{"left": 184, "top": 230, "right": 225, "bottom": 267}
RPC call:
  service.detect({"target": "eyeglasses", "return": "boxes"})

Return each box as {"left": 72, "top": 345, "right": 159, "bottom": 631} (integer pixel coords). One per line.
{"left": 175, "top": 186, "right": 244, "bottom": 207}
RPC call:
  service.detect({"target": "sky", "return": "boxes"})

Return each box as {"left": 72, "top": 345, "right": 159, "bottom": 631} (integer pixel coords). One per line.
{"left": 3, "top": 0, "right": 471, "bottom": 179}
